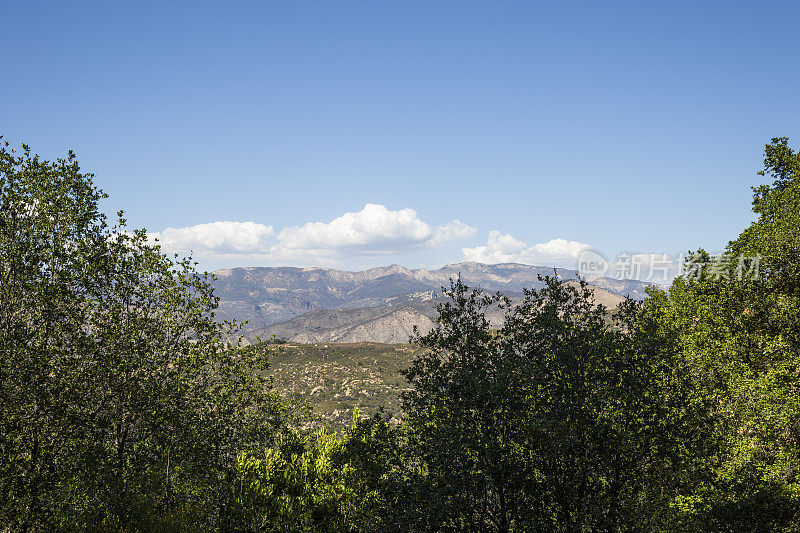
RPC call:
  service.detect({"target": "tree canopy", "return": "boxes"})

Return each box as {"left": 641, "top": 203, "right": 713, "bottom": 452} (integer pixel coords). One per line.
{"left": 0, "top": 140, "right": 294, "bottom": 530}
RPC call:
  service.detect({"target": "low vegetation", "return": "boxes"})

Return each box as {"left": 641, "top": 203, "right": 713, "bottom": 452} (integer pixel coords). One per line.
{"left": 266, "top": 342, "right": 420, "bottom": 428}
{"left": 1, "top": 137, "right": 799, "bottom": 530}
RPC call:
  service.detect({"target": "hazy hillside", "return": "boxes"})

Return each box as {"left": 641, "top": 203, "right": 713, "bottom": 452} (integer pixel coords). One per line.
{"left": 213, "top": 262, "right": 648, "bottom": 332}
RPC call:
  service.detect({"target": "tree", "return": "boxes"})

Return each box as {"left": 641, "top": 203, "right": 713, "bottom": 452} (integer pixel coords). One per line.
{"left": 0, "top": 140, "right": 294, "bottom": 530}
{"left": 402, "top": 277, "right": 681, "bottom": 531}
{"left": 0, "top": 141, "right": 110, "bottom": 528}
{"left": 236, "top": 411, "right": 411, "bottom": 532}
{"left": 651, "top": 138, "right": 800, "bottom": 530}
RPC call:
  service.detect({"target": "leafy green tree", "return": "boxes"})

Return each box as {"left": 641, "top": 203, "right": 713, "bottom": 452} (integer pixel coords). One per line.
{"left": 0, "top": 140, "right": 294, "bottom": 530}
{"left": 402, "top": 277, "right": 682, "bottom": 531}
{"left": 0, "top": 141, "right": 110, "bottom": 529}
{"left": 236, "top": 411, "right": 411, "bottom": 532}
{"left": 650, "top": 138, "right": 800, "bottom": 530}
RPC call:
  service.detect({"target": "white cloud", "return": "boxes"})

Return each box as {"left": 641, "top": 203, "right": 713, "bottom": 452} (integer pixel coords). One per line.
{"left": 279, "top": 204, "right": 445, "bottom": 252}
{"left": 462, "top": 230, "right": 593, "bottom": 266}
{"left": 151, "top": 204, "right": 476, "bottom": 262}
{"left": 151, "top": 221, "right": 274, "bottom": 254}
{"left": 426, "top": 220, "right": 477, "bottom": 247}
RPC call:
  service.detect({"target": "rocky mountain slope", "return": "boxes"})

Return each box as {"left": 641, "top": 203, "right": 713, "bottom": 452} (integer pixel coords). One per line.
{"left": 247, "top": 281, "right": 625, "bottom": 344}
{"left": 213, "top": 262, "right": 649, "bottom": 336}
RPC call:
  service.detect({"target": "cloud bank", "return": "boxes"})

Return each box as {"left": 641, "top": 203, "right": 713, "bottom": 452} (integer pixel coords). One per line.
{"left": 277, "top": 204, "right": 475, "bottom": 253}
{"left": 150, "top": 203, "right": 476, "bottom": 263}
{"left": 151, "top": 213, "right": 677, "bottom": 283}
{"left": 462, "top": 230, "right": 593, "bottom": 267}
{"left": 154, "top": 221, "right": 274, "bottom": 254}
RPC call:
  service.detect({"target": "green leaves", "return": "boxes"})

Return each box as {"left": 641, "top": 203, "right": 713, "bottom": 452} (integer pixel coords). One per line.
{"left": 235, "top": 412, "right": 409, "bottom": 532}
{"left": 0, "top": 141, "right": 294, "bottom": 530}
{"left": 401, "top": 276, "right": 676, "bottom": 530}
{"left": 647, "top": 138, "right": 800, "bottom": 530}
{"left": 0, "top": 139, "right": 110, "bottom": 529}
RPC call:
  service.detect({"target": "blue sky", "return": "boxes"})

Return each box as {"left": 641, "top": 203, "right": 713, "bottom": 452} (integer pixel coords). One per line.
{"left": 2, "top": 1, "right": 798, "bottom": 276}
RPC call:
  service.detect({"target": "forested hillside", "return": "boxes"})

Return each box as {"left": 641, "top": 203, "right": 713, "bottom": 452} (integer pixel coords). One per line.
{"left": 2, "top": 137, "right": 799, "bottom": 530}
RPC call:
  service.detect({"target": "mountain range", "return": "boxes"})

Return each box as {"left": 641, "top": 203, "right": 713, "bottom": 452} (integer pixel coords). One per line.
{"left": 211, "top": 262, "right": 651, "bottom": 344}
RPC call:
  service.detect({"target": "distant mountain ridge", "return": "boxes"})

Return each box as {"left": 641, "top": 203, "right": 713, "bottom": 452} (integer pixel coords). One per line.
{"left": 212, "top": 262, "right": 651, "bottom": 339}
{"left": 242, "top": 281, "right": 631, "bottom": 344}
